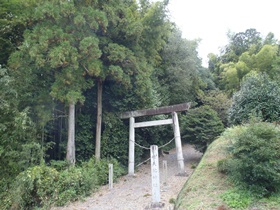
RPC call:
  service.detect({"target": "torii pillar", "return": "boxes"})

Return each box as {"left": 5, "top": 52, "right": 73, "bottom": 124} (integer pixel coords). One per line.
{"left": 172, "top": 112, "right": 185, "bottom": 174}
{"left": 120, "top": 102, "right": 191, "bottom": 175}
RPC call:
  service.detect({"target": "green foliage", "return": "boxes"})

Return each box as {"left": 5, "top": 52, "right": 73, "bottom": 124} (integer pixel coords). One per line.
{"left": 200, "top": 90, "right": 232, "bottom": 126}
{"left": 217, "top": 158, "right": 232, "bottom": 174}
{"left": 0, "top": 67, "right": 45, "bottom": 199}
{"left": 92, "top": 158, "right": 125, "bottom": 186}
{"left": 156, "top": 28, "right": 202, "bottom": 105}
{"left": 101, "top": 112, "right": 129, "bottom": 165}
{"left": 209, "top": 29, "right": 280, "bottom": 94}
{"left": 181, "top": 105, "right": 224, "bottom": 153}
{"left": 0, "top": 0, "right": 34, "bottom": 64}
{"left": 228, "top": 73, "right": 280, "bottom": 125}
{"left": 6, "top": 158, "right": 125, "bottom": 209}
{"left": 221, "top": 189, "right": 252, "bottom": 209}
{"left": 75, "top": 114, "right": 94, "bottom": 162}
{"left": 219, "top": 44, "right": 278, "bottom": 94}
{"left": 6, "top": 0, "right": 173, "bottom": 165}
{"left": 221, "top": 122, "right": 280, "bottom": 197}
{"left": 197, "top": 66, "right": 216, "bottom": 91}
{"left": 222, "top": 28, "right": 262, "bottom": 63}
{"left": 50, "top": 160, "right": 70, "bottom": 171}
{"left": 10, "top": 165, "right": 59, "bottom": 209}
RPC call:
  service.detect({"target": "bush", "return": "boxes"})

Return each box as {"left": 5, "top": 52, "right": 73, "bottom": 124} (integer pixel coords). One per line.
{"left": 84, "top": 157, "right": 125, "bottom": 186}
{"left": 10, "top": 165, "right": 59, "bottom": 209}
{"left": 181, "top": 105, "right": 224, "bottom": 153}
{"left": 228, "top": 73, "right": 280, "bottom": 125}
{"left": 217, "top": 158, "right": 232, "bottom": 174}
{"left": 8, "top": 158, "right": 125, "bottom": 209}
{"left": 225, "top": 122, "right": 280, "bottom": 197}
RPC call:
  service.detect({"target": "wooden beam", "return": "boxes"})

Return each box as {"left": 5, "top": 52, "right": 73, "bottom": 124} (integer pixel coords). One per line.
{"left": 120, "top": 102, "right": 191, "bottom": 119}
{"left": 134, "top": 119, "right": 173, "bottom": 128}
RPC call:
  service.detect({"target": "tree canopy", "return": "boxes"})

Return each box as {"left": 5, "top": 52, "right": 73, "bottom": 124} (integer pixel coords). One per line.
{"left": 7, "top": 0, "right": 174, "bottom": 164}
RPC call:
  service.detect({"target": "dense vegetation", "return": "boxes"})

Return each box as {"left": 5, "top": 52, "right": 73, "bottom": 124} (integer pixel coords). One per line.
{"left": 1, "top": 0, "right": 280, "bottom": 209}
{"left": 181, "top": 105, "right": 224, "bottom": 153}
{"left": 175, "top": 127, "right": 280, "bottom": 209}
{"left": 218, "top": 122, "right": 280, "bottom": 197}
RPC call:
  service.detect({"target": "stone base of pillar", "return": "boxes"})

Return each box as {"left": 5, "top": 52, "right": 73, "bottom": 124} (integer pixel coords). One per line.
{"left": 144, "top": 202, "right": 165, "bottom": 209}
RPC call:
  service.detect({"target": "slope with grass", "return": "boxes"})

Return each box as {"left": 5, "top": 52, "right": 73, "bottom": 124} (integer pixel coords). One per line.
{"left": 175, "top": 126, "right": 280, "bottom": 210}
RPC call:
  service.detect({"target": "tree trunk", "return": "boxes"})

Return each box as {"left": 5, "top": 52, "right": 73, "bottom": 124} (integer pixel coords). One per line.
{"left": 66, "top": 102, "right": 75, "bottom": 165}
{"left": 95, "top": 79, "right": 103, "bottom": 160}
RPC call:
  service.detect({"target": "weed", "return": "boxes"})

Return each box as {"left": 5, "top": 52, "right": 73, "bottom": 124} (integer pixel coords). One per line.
{"left": 220, "top": 189, "right": 252, "bottom": 209}
{"left": 169, "top": 198, "right": 176, "bottom": 204}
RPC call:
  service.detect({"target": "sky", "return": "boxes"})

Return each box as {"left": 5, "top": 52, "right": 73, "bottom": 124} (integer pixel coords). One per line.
{"left": 167, "top": 0, "right": 280, "bottom": 66}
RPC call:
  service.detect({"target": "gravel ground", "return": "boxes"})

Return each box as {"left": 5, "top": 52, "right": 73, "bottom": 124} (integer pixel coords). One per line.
{"left": 51, "top": 144, "right": 202, "bottom": 210}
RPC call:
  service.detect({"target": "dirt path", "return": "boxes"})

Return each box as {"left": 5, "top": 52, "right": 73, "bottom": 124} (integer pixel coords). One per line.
{"left": 52, "top": 144, "right": 202, "bottom": 210}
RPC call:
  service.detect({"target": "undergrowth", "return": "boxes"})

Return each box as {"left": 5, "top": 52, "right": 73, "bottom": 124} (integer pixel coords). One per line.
{"left": 220, "top": 188, "right": 252, "bottom": 209}
{"left": 1, "top": 157, "right": 125, "bottom": 210}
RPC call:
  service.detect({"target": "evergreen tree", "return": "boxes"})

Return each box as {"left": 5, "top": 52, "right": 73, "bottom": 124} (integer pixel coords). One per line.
{"left": 8, "top": 0, "right": 172, "bottom": 163}
{"left": 155, "top": 28, "right": 202, "bottom": 105}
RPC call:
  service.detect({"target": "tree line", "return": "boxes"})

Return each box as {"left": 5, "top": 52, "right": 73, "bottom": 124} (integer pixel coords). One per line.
{"left": 1, "top": 0, "right": 205, "bottom": 189}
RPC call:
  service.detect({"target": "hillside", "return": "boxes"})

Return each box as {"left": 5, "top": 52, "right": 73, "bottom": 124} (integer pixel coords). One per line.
{"left": 175, "top": 134, "right": 280, "bottom": 210}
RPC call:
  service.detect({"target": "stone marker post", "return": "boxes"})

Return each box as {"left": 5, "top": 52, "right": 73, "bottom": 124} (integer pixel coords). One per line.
{"left": 128, "top": 117, "right": 135, "bottom": 175}
{"left": 163, "top": 160, "right": 168, "bottom": 186}
{"left": 150, "top": 145, "right": 160, "bottom": 205}
{"left": 109, "top": 164, "right": 113, "bottom": 189}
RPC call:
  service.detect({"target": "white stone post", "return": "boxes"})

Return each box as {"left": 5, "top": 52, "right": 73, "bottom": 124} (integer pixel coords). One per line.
{"left": 163, "top": 160, "right": 168, "bottom": 186}
{"left": 172, "top": 112, "right": 185, "bottom": 174}
{"left": 128, "top": 117, "right": 135, "bottom": 175}
{"left": 109, "top": 164, "right": 113, "bottom": 189}
{"left": 150, "top": 145, "right": 160, "bottom": 205}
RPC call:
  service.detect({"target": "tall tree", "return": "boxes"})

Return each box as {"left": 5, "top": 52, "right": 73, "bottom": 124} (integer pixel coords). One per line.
{"left": 91, "top": 0, "right": 171, "bottom": 159}
{"left": 209, "top": 29, "right": 279, "bottom": 94}
{"left": 8, "top": 0, "right": 172, "bottom": 162}
{"left": 155, "top": 28, "right": 202, "bottom": 105}
{"left": 221, "top": 28, "right": 262, "bottom": 63}
{"left": 9, "top": 0, "right": 102, "bottom": 164}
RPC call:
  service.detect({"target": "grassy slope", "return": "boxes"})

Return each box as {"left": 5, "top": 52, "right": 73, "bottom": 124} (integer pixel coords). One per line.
{"left": 174, "top": 134, "right": 280, "bottom": 210}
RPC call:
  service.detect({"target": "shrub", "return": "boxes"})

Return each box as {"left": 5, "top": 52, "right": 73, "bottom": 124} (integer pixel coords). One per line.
{"left": 228, "top": 73, "right": 280, "bottom": 125}
{"left": 54, "top": 165, "right": 98, "bottom": 206}
{"left": 10, "top": 165, "right": 59, "bottom": 209}
{"left": 181, "top": 105, "right": 224, "bottom": 153}
{"left": 217, "top": 158, "right": 232, "bottom": 174}
{"left": 9, "top": 158, "right": 125, "bottom": 209}
{"left": 226, "top": 122, "right": 280, "bottom": 197}
{"left": 92, "top": 158, "right": 125, "bottom": 185}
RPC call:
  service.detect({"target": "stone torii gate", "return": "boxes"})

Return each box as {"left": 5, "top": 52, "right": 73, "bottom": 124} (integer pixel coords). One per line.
{"left": 120, "top": 102, "right": 191, "bottom": 175}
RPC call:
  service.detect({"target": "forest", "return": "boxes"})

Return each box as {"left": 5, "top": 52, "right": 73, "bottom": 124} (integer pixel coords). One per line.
{"left": 0, "top": 0, "right": 279, "bottom": 209}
